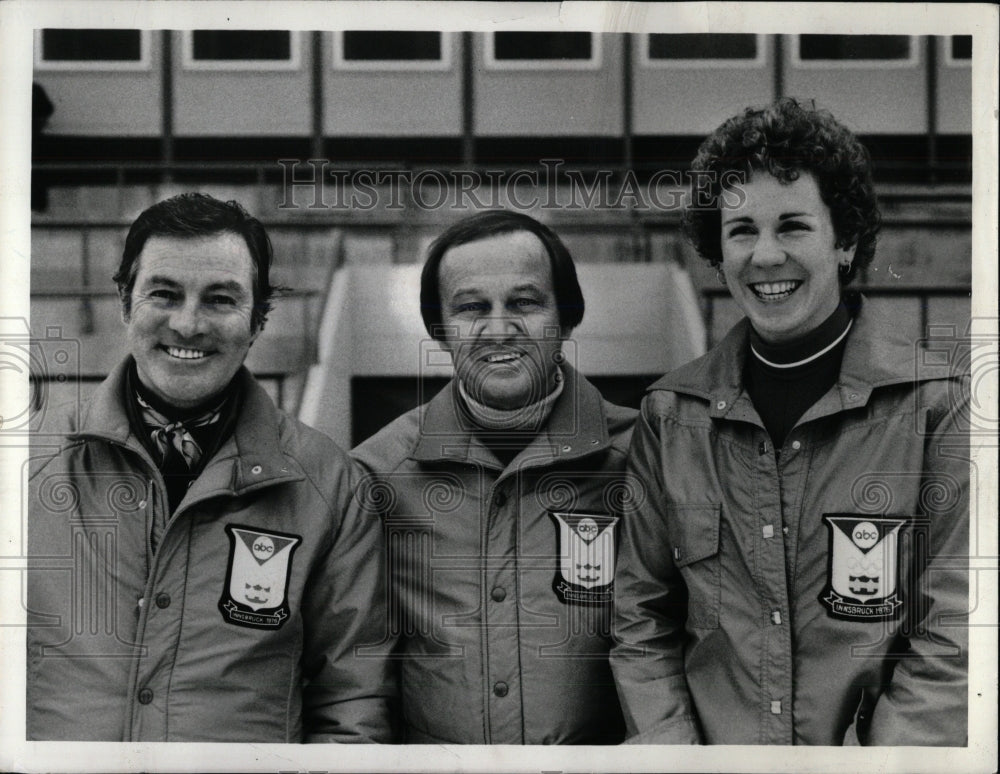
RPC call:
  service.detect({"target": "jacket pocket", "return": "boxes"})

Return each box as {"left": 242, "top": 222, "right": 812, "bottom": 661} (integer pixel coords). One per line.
{"left": 666, "top": 504, "right": 721, "bottom": 630}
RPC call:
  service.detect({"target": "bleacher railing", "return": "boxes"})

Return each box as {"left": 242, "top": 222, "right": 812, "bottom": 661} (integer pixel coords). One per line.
{"left": 31, "top": 160, "right": 973, "bottom": 407}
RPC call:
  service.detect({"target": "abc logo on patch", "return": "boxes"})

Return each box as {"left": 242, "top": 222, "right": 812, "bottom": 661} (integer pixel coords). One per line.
{"left": 851, "top": 522, "right": 879, "bottom": 550}
{"left": 252, "top": 536, "right": 275, "bottom": 561}
{"left": 576, "top": 517, "right": 599, "bottom": 542}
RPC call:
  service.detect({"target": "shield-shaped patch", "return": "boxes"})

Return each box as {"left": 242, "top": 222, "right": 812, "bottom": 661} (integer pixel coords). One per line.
{"left": 219, "top": 524, "right": 301, "bottom": 629}
{"left": 820, "top": 514, "right": 907, "bottom": 621}
{"left": 550, "top": 512, "right": 618, "bottom": 604}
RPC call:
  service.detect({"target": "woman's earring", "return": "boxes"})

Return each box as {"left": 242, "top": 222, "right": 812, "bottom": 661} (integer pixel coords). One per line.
{"left": 839, "top": 259, "right": 853, "bottom": 276}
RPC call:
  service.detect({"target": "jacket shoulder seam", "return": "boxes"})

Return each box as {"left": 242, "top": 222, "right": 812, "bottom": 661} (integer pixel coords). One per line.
{"left": 280, "top": 449, "right": 339, "bottom": 514}
{"left": 29, "top": 438, "right": 90, "bottom": 481}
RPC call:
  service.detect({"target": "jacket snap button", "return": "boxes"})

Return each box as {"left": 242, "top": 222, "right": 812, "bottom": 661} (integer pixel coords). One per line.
{"left": 155, "top": 593, "right": 171, "bottom": 609}
{"left": 493, "top": 681, "right": 509, "bottom": 698}
{"left": 791, "top": 441, "right": 802, "bottom": 451}
{"left": 138, "top": 688, "right": 154, "bottom": 705}
{"left": 138, "top": 499, "right": 147, "bottom": 508}
{"left": 251, "top": 465, "right": 263, "bottom": 475}
{"left": 716, "top": 400, "right": 727, "bottom": 410}
{"left": 491, "top": 587, "right": 507, "bottom": 602}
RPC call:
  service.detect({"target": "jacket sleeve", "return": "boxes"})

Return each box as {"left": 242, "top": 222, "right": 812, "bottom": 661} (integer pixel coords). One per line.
{"left": 859, "top": 376, "right": 970, "bottom": 746}
{"left": 301, "top": 460, "right": 396, "bottom": 743}
{"left": 610, "top": 396, "right": 702, "bottom": 744}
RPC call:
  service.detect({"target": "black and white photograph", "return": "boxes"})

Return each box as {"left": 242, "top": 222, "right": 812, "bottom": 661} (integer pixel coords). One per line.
{"left": 1, "top": 1, "right": 997, "bottom": 772}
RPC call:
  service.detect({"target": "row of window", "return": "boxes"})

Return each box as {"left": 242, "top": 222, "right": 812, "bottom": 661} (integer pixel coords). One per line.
{"left": 37, "top": 30, "right": 973, "bottom": 71}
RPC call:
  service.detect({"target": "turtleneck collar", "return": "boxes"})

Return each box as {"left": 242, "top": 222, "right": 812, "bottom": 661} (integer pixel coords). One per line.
{"left": 456, "top": 367, "right": 565, "bottom": 432}
{"left": 750, "top": 301, "right": 853, "bottom": 369}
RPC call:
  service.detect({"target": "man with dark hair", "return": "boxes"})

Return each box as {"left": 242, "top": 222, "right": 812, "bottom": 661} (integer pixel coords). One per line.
{"left": 27, "top": 193, "right": 393, "bottom": 742}
{"left": 351, "top": 210, "right": 634, "bottom": 744}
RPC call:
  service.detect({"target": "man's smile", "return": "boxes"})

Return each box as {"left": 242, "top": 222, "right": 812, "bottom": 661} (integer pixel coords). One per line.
{"left": 163, "top": 345, "right": 210, "bottom": 360}
{"left": 481, "top": 349, "right": 525, "bottom": 364}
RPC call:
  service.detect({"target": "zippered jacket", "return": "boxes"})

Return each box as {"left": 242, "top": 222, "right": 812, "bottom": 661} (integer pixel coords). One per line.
{"left": 351, "top": 366, "right": 636, "bottom": 744}
{"left": 612, "top": 297, "right": 970, "bottom": 745}
{"left": 27, "top": 359, "right": 394, "bottom": 742}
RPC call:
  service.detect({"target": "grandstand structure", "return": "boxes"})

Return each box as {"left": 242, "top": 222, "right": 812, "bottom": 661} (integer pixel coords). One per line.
{"left": 30, "top": 31, "right": 972, "bottom": 448}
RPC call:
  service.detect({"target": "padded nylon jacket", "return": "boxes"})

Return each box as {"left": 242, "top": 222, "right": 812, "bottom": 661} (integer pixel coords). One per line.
{"left": 612, "top": 297, "right": 970, "bottom": 745}
{"left": 351, "top": 366, "right": 636, "bottom": 744}
{"left": 27, "top": 360, "right": 393, "bottom": 742}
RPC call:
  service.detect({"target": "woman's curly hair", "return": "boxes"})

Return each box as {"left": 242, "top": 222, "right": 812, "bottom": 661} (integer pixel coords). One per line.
{"left": 682, "top": 98, "right": 881, "bottom": 284}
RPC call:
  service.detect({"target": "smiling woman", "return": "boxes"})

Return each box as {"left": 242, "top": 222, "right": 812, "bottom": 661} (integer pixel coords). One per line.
{"left": 612, "top": 98, "right": 970, "bottom": 747}
{"left": 719, "top": 171, "right": 852, "bottom": 344}
{"left": 684, "top": 99, "right": 878, "bottom": 443}
{"left": 686, "top": 97, "right": 880, "bottom": 289}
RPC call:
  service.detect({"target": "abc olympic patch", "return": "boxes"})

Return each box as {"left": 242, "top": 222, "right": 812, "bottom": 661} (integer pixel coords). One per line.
{"left": 820, "top": 514, "right": 907, "bottom": 621}
{"left": 219, "top": 524, "right": 301, "bottom": 630}
{"left": 550, "top": 512, "right": 618, "bottom": 604}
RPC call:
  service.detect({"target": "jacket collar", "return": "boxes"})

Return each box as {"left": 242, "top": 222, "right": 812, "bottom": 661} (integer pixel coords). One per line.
{"left": 650, "top": 294, "right": 948, "bottom": 423}
{"left": 71, "top": 358, "right": 304, "bottom": 498}
{"left": 411, "top": 364, "right": 610, "bottom": 470}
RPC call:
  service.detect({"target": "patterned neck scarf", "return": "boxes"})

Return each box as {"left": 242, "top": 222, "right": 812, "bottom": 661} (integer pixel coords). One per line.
{"left": 135, "top": 393, "right": 224, "bottom": 469}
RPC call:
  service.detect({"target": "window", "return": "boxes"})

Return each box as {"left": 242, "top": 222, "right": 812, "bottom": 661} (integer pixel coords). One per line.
{"left": 947, "top": 35, "right": 972, "bottom": 65}
{"left": 485, "top": 32, "right": 601, "bottom": 70}
{"left": 182, "top": 30, "right": 300, "bottom": 70}
{"left": 34, "top": 29, "right": 150, "bottom": 71}
{"left": 794, "top": 35, "right": 918, "bottom": 67}
{"left": 333, "top": 31, "right": 451, "bottom": 71}
{"left": 642, "top": 33, "right": 764, "bottom": 67}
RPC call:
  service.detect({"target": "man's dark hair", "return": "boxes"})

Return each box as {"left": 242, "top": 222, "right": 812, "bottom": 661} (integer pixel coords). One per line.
{"left": 114, "top": 192, "right": 276, "bottom": 331}
{"left": 683, "top": 97, "right": 881, "bottom": 285}
{"left": 420, "top": 210, "right": 585, "bottom": 339}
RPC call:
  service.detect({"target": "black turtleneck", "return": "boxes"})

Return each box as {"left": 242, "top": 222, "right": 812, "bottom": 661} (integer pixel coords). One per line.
{"left": 745, "top": 301, "right": 853, "bottom": 450}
